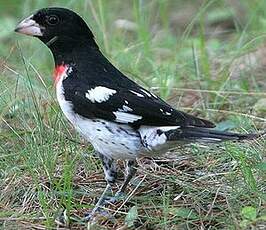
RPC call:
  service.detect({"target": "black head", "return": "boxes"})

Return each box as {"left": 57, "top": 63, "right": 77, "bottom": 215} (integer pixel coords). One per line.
{"left": 15, "top": 7, "right": 98, "bottom": 50}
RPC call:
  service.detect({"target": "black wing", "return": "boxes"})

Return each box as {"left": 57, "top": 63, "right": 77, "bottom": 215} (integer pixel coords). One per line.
{"left": 63, "top": 68, "right": 215, "bottom": 129}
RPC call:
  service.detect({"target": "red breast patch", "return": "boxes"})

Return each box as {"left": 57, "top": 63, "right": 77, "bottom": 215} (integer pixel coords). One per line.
{"left": 53, "top": 64, "right": 67, "bottom": 86}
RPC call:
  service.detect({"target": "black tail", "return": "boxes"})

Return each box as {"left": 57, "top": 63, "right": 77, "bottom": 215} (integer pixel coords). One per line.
{"left": 165, "top": 127, "right": 264, "bottom": 143}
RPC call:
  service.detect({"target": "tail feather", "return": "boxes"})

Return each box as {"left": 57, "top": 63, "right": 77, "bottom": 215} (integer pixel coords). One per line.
{"left": 165, "top": 127, "right": 264, "bottom": 143}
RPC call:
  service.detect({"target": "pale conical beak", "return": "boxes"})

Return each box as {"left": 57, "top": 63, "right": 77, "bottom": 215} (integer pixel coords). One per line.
{"left": 15, "top": 14, "right": 43, "bottom": 36}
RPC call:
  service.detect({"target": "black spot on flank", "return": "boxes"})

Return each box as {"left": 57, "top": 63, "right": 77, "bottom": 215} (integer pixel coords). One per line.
{"left": 120, "top": 143, "right": 126, "bottom": 146}
{"left": 92, "top": 119, "right": 97, "bottom": 122}
{"left": 99, "top": 138, "right": 103, "bottom": 142}
{"left": 125, "top": 146, "right": 130, "bottom": 150}
{"left": 141, "top": 138, "right": 148, "bottom": 148}
{"left": 97, "top": 128, "right": 101, "bottom": 132}
{"left": 111, "top": 141, "right": 116, "bottom": 145}
{"left": 101, "top": 121, "right": 106, "bottom": 125}
{"left": 104, "top": 141, "right": 109, "bottom": 145}
{"left": 157, "top": 129, "right": 163, "bottom": 136}
{"left": 116, "top": 129, "right": 121, "bottom": 133}
{"left": 105, "top": 125, "right": 114, "bottom": 134}
{"left": 119, "top": 127, "right": 129, "bottom": 134}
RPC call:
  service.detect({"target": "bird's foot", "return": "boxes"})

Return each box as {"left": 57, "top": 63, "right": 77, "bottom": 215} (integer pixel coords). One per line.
{"left": 84, "top": 192, "right": 126, "bottom": 222}
{"left": 84, "top": 207, "right": 114, "bottom": 222}
{"left": 103, "top": 191, "right": 126, "bottom": 205}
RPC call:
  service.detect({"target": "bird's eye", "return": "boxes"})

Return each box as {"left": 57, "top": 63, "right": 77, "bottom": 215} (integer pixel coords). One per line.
{"left": 47, "top": 15, "right": 59, "bottom": 25}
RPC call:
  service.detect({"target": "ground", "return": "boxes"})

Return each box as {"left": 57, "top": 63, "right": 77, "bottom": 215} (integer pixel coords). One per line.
{"left": 0, "top": 0, "right": 265, "bottom": 229}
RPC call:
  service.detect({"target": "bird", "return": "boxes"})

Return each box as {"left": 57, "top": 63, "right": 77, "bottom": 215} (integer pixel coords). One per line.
{"left": 14, "top": 7, "right": 262, "bottom": 220}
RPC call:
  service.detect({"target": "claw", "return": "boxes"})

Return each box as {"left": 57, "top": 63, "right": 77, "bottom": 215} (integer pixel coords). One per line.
{"left": 104, "top": 191, "right": 126, "bottom": 205}
{"left": 84, "top": 191, "right": 126, "bottom": 222}
{"left": 84, "top": 208, "right": 114, "bottom": 222}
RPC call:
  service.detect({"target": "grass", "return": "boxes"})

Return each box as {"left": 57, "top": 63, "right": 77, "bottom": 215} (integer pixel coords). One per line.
{"left": 0, "top": 0, "right": 266, "bottom": 229}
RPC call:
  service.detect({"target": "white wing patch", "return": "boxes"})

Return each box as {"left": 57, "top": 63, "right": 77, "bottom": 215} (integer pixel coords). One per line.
{"left": 118, "top": 104, "right": 133, "bottom": 112}
{"left": 122, "top": 105, "right": 133, "bottom": 112}
{"left": 197, "top": 137, "right": 222, "bottom": 142}
{"left": 160, "top": 108, "right": 172, "bottom": 116}
{"left": 130, "top": 90, "right": 144, "bottom": 98}
{"left": 114, "top": 111, "right": 142, "bottom": 123}
{"left": 85, "top": 86, "right": 116, "bottom": 103}
{"left": 140, "top": 89, "right": 152, "bottom": 97}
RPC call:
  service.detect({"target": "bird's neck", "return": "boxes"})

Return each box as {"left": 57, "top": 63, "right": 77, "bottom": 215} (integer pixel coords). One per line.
{"left": 43, "top": 36, "right": 99, "bottom": 66}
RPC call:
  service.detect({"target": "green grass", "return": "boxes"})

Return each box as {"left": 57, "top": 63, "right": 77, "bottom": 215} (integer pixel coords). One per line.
{"left": 1, "top": 0, "right": 266, "bottom": 229}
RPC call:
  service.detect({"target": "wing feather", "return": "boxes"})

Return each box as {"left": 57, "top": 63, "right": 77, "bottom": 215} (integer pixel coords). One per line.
{"left": 63, "top": 77, "right": 214, "bottom": 128}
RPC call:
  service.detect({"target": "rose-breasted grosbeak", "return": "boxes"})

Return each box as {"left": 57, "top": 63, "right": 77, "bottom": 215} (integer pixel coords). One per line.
{"left": 15, "top": 7, "right": 261, "bottom": 219}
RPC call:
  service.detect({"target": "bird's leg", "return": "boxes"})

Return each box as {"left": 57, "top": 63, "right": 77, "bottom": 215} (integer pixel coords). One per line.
{"left": 98, "top": 153, "right": 117, "bottom": 186}
{"left": 85, "top": 159, "right": 137, "bottom": 220}
{"left": 119, "top": 160, "right": 138, "bottom": 193}
{"left": 85, "top": 153, "right": 117, "bottom": 221}
{"left": 106, "top": 160, "right": 138, "bottom": 204}
{"left": 85, "top": 183, "right": 112, "bottom": 220}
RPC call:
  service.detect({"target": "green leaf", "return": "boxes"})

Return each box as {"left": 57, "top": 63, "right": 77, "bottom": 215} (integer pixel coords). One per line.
{"left": 240, "top": 162, "right": 258, "bottom": 192}
{"left": 216, "top": 120, "right": 237, "bottom": 131}
{"left": 169, "top": 207, "right": 198, "bottom": 220}
{"left": 241, "top": 206, "right": 257, "bottom": 221}
{"left": 125, "top": 206, "right": 138, "bottom": 227}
